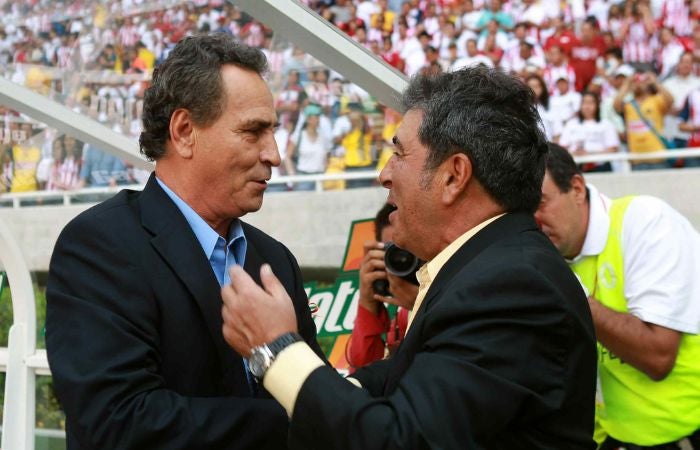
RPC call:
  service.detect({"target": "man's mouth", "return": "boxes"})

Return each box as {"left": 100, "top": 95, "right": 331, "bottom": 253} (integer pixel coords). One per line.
{"left": 385, "top": 196, "right": 397, "bottom": 211}
{"left": 386, "top": 201, "right": 398, "bottom": 221}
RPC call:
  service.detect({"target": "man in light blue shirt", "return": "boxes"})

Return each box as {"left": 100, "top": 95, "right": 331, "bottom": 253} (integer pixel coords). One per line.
{"left": 46, "top": 33, "right": 325, "bottom": 450}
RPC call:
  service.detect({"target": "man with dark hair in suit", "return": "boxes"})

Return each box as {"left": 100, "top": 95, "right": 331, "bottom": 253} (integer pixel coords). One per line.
{"left": 221, "top": 67, "right": 598, "bottom": 449}
{"left": 46, "top": 33, "right": 323, "bottom": 449}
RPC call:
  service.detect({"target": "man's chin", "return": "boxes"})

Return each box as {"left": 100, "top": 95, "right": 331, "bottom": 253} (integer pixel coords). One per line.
{"left": 237, "top": 197, "right": 264, "bottom": 217}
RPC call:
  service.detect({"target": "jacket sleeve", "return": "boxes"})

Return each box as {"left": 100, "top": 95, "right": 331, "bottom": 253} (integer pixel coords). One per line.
{"left": 287, "top": 262, "right": 594, "bottom": 450}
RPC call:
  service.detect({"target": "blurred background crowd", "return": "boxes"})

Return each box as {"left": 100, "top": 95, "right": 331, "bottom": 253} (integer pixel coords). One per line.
{"left": 2, "top": 0, "right": 700, "bottom": 195}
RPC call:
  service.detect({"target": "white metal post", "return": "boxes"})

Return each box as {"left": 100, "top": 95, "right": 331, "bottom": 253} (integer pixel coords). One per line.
{"left": 0, "top": 218, "right": 37, "bottom": 450}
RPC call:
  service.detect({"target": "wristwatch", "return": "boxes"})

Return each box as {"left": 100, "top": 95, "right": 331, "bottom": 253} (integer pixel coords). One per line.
{"left": 247, "top": 332, "right": 303, "bottom": 381}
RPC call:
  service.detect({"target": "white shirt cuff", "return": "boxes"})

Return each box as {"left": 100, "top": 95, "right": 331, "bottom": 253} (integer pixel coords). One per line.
{"left": 262, "top": 342, "right": 325, "bottom": 417}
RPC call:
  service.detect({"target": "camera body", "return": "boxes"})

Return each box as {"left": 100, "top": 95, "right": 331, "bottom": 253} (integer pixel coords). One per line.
{"left": 372, "top": 242, "right": 421, "bottom": 297}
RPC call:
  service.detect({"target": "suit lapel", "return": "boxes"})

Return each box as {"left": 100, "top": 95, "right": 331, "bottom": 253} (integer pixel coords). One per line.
{"left": 413, "top": 212, "right": 538, "bottom": 329}
{"left": 242, "top": 236, "right": 264, "bottom": 287}
{"left": 139, "top": 175, "right": 248, "bottom": 394}
{"left": 386, "top": 213, "right": 539, "bottom": 392}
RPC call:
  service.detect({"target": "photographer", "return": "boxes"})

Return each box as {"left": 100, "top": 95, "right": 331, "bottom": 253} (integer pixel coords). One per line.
{"left": 348, "top": 203, "right": 419, "bottom": 370}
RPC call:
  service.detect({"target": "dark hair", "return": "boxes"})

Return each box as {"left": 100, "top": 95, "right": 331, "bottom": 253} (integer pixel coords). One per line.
{"left": 545, "top": 143, "right": 581, "bottom": 193}
{"left": 604, "top": 46, "right": 623, "bottom": 60}
{"left": 374, "top": 203, "right": 395, "bottom": 241}
{"left": 525, "top": 73, "right": 549, "bottom": 109}
{"left": 402, "top": 67, "right": 547, "bottom": 213}
{"left": 139, "top": 33, "right": 268, "bottom": 160}
{"left": 578, "top": 91, "right": 601, "bottom": 122}
{"left": 584, "top": 16, "right": 599, "bottom": 29}
{"left": 52, "top": 137, "right": 66, "bottom": 160}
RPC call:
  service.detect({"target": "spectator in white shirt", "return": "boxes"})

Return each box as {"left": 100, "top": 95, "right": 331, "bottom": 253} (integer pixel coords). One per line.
{"left": 550, "top": 77, "right": 583, "bottom": 131}
{"left": 501, "top": 37, "right": 546, "bottom": 78}
{"left": 461, "top": 0, "right": 483, "bottom": 34}
{"left": 477, "top": 19, "right": 510, "bottom": 53}
{"left": 402, "top": 31, "right": 431, "bottom": 76}
{"left": 285, "top": 104, "right": 330, "bottom": 191}
{"left": 559, "top": 91, "right": 620, "bottom": 172}
{"left": 543, "top": 45, "right": 577, "bottom": 94}
{"left": 452, "top": 38, "right": 495, "bottom": 70}
{"left": 663, "top": 52, "right": 700, "bottom": 148}
{"left": 526, "top": 73, "right": 562, "bottom": 141}
{"left": 657, "top": 26, "right": 686, "bottom": 79}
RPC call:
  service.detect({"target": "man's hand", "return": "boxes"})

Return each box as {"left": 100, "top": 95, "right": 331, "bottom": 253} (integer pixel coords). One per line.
{"left": 221, "top": 265, "right": 298, "bottom": 357}
{"left": 383, "top": 274, "right": 419, "bottom": 310}
{"left": 358, "top": 241, "right": 388, "bottom": 316}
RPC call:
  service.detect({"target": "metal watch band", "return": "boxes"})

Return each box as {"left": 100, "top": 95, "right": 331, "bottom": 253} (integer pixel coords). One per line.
{"left": 267, "top": 332, "right": 304, "bottom": 357}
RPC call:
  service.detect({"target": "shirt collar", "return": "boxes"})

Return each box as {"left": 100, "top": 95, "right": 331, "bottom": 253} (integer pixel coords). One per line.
{"left": 569, "top": 183, "right": 610, "bottom": 263}
{"left": 156, "top": 177, "right": 246, "bottom": 262}
{"left": 423, "top": 213, "right": 507, "bottom": 284}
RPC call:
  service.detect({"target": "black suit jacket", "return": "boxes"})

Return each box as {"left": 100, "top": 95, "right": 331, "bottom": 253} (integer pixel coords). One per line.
{"left": 46, "top": 174, "right": 324, "bottom": 449}
{"left": 288, "top": 213, "right": 597, "bottom": 450}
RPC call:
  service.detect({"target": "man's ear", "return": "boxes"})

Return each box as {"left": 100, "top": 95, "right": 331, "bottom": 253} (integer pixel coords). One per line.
{"left": 441, "top": 153, "right": 472, "bottom": 205}
{"left": 169, "top": 108, "right": 195, "bottom": 159}
{"left": 571, "top": 174, "right": 587, "bottom": 205}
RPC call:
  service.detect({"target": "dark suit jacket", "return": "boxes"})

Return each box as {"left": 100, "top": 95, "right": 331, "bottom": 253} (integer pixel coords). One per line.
{"left": 288, "top": 213, "right": 597, "bottom": 450}
{"left": 46, "top": 174, "right": 324, "bottom": 449}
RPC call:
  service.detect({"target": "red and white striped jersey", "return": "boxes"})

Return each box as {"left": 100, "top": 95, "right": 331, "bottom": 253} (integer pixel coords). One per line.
{"left": 543, "top": 63, "right": 577, "bottom": 93}
{"left": 118, "top": 25, "right": 140, "bottom": 48}
{"left": 55, "top": 45, "right": 74, "bottom": 70}
{"left": 265, "top": 49, "right": 285, "bottom": 76}
{"left": 660, "top": 0, "right": 692, "bottom": 36}
{"left": 623, "top": 20, "right": 657, "bottom": 64}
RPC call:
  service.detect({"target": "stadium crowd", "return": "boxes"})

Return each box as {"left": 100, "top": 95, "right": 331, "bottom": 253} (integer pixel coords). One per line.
{"left": 1, "top": 0, "right": 700, "bottom": 195}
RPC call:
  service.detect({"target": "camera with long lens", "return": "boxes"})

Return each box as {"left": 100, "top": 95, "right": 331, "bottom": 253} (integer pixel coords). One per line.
{"left": 372, "top": 242, "right": 421, "bottom": 297}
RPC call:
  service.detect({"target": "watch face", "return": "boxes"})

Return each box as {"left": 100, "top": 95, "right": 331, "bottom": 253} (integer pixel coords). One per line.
{"left": 249, "top": 348, "right": 271, "bottom": 379}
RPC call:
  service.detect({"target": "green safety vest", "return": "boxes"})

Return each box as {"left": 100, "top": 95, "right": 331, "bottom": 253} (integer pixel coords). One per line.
{"left": 571, "top": 196, "right": 700, "bottom": 446}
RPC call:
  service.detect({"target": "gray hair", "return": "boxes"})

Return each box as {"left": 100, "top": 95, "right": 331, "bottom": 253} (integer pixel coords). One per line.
{"left": 401, "top": 66, "right": 547, "bottom": 213}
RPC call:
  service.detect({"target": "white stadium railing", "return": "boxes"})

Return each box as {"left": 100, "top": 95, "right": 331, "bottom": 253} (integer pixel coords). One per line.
{"left": 2, "top": 148, "right": 700, "bottom": 209}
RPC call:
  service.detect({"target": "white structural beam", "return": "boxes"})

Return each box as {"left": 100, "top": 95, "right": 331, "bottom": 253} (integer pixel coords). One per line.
{"left": 0, "top": 76, "right": 152, "bottom": 170}
{"left": 233, "top": 0, "right": 408, "bottom": 111}
{"left": 0, "top": 218, "right": 39, "bottom": 450}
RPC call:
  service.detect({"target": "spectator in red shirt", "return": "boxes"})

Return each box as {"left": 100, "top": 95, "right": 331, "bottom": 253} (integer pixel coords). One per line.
{"left": 543, "top": 15, "right": 577, "bottom": 55}
{"left": 348, "top": 203, "right": 418, "bottom": 371}
{"left": 570, "top": 16, "right": 607, "bottom": 92}
{"left": 381, "top": 36, "right": 405, "bottom": 73}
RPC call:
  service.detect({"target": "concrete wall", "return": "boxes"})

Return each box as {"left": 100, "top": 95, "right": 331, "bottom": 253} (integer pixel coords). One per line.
{"left": 2, "top": 168, "right": 700, "bottom": 272}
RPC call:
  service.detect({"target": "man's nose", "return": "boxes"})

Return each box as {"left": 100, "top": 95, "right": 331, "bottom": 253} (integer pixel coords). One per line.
{"left": 379, "top": 156, "right": 393, "bottom": 189}
{"left": 261, "top": 133, "right": 281, "bottom": 167}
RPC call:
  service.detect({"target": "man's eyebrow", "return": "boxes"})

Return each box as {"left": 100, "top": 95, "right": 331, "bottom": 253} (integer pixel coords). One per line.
{"left": 239, "top": 119, "right": 279, "bottom": 129}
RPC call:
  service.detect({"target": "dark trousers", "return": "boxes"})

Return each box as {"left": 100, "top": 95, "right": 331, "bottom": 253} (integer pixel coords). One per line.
{"left": 689, "top": 429, "right": 700, "bottom": 449}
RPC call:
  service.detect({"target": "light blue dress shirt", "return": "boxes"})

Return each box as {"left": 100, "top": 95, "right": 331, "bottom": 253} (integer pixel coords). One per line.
{"left": 156, "top": 177, "right": 247, "bottom": 286}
